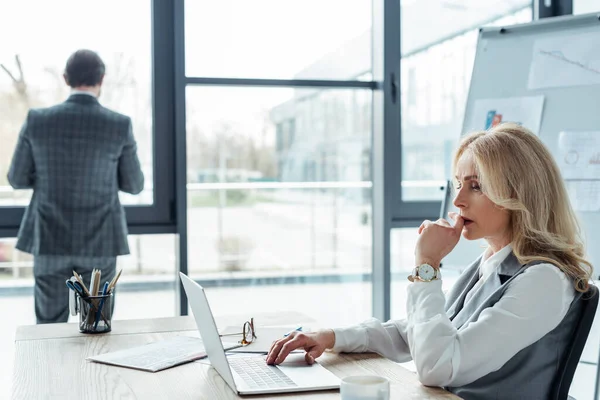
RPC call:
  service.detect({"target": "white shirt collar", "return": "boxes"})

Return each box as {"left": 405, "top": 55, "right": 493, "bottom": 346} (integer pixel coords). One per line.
{"left": 479, "top": 244, "right": 513, "bottom": 281}
{"left": 70, "top": 89, "right": 97, "bottom": 98}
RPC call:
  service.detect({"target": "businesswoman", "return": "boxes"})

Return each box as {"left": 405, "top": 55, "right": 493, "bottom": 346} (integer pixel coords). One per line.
{"left": 267, "top": 123, "right": 593, "bottom": 399}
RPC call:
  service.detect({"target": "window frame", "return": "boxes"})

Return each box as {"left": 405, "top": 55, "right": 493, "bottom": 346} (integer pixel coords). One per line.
{"left": 535, "top": 0, "right": 573, "bottom": 18}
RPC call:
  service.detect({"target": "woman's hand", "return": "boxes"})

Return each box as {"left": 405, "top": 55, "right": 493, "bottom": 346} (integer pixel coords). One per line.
{"left": 266, "top": 329, "right": 336, "bottom": 365}
{"left": 414, "top": 212, "right": 464, "bottom": 267}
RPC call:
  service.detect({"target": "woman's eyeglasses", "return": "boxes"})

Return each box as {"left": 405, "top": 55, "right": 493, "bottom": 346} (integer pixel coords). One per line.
{"left": 220, "top": 317, "right": 257, "bottom": 345}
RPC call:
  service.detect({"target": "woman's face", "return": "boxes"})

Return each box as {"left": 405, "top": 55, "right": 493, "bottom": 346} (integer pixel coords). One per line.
{"left": 453, "top": 152, "right": 511, "bottom": 250}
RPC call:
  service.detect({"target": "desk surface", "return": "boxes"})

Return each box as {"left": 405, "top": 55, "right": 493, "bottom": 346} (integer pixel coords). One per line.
{"left": 12, "top": 315, "right": 460, "bottom": 399}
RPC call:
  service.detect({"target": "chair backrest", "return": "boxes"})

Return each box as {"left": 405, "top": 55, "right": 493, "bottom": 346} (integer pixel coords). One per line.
{"left": 551, "top": 284, "right": 599, "bottom": 400}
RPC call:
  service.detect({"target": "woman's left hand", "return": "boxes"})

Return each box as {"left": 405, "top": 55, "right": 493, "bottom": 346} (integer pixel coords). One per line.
{"left": 414, "top": 212, "right": 464, "bottom": 267}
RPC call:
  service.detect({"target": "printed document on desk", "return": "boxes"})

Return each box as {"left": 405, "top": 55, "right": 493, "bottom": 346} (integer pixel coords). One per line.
{"left": 87, "top": 336, "right": 239, "bottom": 372}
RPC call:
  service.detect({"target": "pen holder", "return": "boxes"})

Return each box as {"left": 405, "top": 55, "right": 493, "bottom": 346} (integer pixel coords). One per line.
{"left": 77, "top": 293, "right": 113, "bottom": 334}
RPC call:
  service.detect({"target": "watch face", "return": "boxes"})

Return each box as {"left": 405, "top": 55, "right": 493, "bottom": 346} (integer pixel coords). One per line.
{"left": 418, "top": 264, "right": 435, "bottom": 281}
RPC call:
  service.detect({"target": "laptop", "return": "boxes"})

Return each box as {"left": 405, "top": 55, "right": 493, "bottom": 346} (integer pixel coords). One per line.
{"left": 179, "top": 272, "right": 340, "bottom": 395}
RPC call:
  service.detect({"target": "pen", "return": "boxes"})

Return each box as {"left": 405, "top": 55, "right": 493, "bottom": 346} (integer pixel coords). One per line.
{"left": 283, "top": 327, "right": 302, "bottom": 337}
{"left": 93, "top": 282, "right": 110, "bottom": 330}
{"left": 66, "top": 280, "right": 78, "bottom": 317}
{"left": 66, "top": 279, "right": 76, "bottom": 292}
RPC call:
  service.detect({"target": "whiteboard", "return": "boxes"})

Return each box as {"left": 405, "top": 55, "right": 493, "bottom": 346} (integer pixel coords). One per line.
{"left": 444, "top": 12, "right": 600, "bottom": 274}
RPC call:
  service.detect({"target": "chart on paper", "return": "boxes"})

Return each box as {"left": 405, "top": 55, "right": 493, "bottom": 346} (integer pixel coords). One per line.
{"left": 464, "top": 95, "right": 545, "bottom": 135}
{"left": 558, "top": 131, "right": 600, "bottom": 212}
{"left": 557, "top": 131, "right": 600, "bottom": 180}
{"left": 528, "top": 31, "right": 600, "bottom": 90}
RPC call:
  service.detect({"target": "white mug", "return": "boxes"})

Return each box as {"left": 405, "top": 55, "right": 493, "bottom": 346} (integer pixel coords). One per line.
{"left": 340, "top": 375, "right": 390, "bottom": 400}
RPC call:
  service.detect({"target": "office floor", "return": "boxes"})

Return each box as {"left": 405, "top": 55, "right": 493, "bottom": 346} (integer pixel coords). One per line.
{"left": 3, "top": 281, "right": 599, "bottom": 400}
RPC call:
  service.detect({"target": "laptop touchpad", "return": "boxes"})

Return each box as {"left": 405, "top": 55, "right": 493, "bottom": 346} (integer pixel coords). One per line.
{"left": 276, "top": 354, "right": 340, "bottom": 387}
{"left": 277, "top": 353, "right": 311, "bottom": 367}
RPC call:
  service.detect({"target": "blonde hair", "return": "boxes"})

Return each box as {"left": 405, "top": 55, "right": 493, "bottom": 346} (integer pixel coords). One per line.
{"left": 453, "top": 123, "right": 593, "bottom": 292}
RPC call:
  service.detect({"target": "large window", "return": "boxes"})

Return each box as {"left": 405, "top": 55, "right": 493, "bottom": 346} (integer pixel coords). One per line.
{"left": 185, "top": 86, "right": 373, "bottom": 324}
{"left": 186, "top": 86, "right": 372, "bottom": 277}
{"left": 184, "top": 0, "right": 374, "bottom": 324}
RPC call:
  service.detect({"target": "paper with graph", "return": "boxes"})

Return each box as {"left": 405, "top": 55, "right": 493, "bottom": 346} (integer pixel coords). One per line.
{"left": 558, "top": 131, "right": 600, "bottom": 212}
{"left": 465, "top": 96, "right": 545, "bottom": 135}
{"left": 558, "top": 131, "right": 600, "bottom": 180}
{"left": 528, "top": 32, "right": 600, "bottom": 90}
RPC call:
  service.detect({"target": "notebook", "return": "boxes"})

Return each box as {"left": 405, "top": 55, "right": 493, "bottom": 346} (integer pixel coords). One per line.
{"left": 87, "top": 335, "right": 239, "bottom": 372}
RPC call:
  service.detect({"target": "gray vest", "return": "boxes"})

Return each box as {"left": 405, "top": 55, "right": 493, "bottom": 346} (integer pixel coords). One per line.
{"left": 444, "top": 251, "right": 582, "bottom": 400}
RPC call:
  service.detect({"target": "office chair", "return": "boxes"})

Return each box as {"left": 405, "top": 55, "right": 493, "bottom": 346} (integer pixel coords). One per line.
{"left": 551, "top": 284, "right": 599, "bottom": 400}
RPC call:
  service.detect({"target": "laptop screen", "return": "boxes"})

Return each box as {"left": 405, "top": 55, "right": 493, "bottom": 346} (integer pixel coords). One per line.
{"left": 179, "top": 272, "right": 238, "bottom": 392}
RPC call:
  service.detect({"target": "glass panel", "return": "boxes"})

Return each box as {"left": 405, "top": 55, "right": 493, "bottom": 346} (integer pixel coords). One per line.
{"left": 568, "top": 363, "right": 597, "bottom": 400}
{"left": 0, "top": 233, "right": 177, "bottom": 398}
{"left": 574, "top": 0, "right": 599, "bottom": 14}
{"left": 185, "top": 0, "right": 372, "bottom": 80}
{"left": 186, "top": 86, "right": 372, "bottom": 327}
{"left": 400, "top": 5, "right": 532, "bottom": 201}
{"left": 0, "top": 0, "right": 153, "bottom": 207}
{"left": 115, "top": 234, "right": 178, "bottom": 319}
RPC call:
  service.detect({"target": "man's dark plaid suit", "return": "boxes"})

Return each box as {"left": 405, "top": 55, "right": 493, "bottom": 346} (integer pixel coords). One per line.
{"left": 8, "top": 93, "right": 144, "bottom": 323}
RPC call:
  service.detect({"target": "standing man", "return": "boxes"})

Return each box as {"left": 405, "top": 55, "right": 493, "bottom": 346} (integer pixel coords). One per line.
{"left": 8, "top": 49, "right": 144, "bottom": 323}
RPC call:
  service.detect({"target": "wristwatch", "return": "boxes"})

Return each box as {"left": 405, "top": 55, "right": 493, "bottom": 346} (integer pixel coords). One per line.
{"left": 408, "top": 263, "right": 441, "bottom": 282}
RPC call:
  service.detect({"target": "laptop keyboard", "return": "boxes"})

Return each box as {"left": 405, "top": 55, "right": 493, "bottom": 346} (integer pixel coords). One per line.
{"left": 230, "top": 357, "right": 298, "bottom": 389}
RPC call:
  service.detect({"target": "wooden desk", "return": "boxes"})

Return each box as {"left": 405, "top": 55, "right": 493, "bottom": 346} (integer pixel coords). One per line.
{"left": 12, "top": 314, "right": 460, "bottom": 399}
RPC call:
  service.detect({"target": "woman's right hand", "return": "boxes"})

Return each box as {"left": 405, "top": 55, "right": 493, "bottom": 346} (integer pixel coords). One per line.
{"left": 266, "top": 329, "right": 336, "bottom": 365}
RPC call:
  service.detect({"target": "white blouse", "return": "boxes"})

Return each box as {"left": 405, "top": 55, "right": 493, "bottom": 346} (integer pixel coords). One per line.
{"left": 331, "top": 245, "right": 576, "bottom": 387}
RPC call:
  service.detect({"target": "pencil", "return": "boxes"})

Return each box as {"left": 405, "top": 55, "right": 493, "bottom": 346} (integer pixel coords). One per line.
{"left": 72, "top": 271, "right": 90, "bottom": 296}
{"left": 107, "top": 269, "right": 123, "bottom": 293}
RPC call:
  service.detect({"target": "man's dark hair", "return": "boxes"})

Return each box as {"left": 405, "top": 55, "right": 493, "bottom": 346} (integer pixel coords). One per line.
{"left": 64, "top": 49, "right": 105, "bottom": 87}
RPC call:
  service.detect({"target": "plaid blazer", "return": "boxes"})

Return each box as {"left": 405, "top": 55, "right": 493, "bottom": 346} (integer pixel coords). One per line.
{"left": 7, "top": 94, "right": 144, "bottom": 257}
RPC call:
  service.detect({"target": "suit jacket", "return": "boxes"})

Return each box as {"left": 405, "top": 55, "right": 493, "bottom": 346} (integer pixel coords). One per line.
{"left": 7, "top": 94, "right": 144, "bottom": 257}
